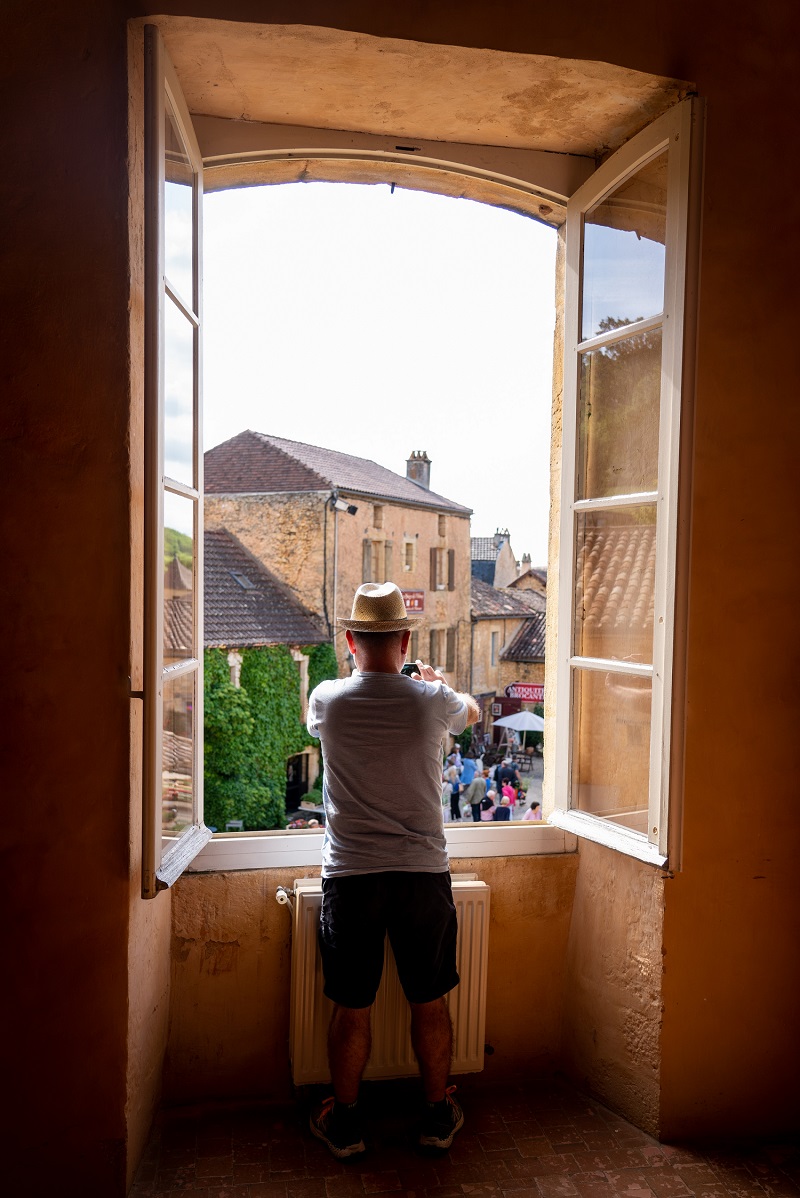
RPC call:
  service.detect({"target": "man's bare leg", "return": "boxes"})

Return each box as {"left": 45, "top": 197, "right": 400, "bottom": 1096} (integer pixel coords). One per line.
{"left": 328, "top": 1004, "right": 372, "bottom": 1103}
{"left": 410, "top": 997, "right": 453, "bottom": 1102}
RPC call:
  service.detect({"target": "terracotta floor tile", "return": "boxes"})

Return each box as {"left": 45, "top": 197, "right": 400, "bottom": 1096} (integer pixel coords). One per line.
{"left": 685, "top": 1186, "right": 732, "bottom": 1198}
{"left": 517, "top": 1140, "right": 558, "bottom": 1160}
{"left": 481, "top": 1134, "right": 520, "bottom": 1153}
{"left": 536, "top": 1175, "right": 580, "bottom": 1198}
{"left": 360, "top": 1170, "right": 403, "bottom": 1194}
{"left": 288, "top": 1179, "right": 329, "bottom": 1198}
{"left": 501, "top": 1189, "right": 539, "bottom": 1198}
{"left": 249, "top": 1184, "right": 290, "bottom": 1197}
{"left": 461, "top": 1184, "right": 504, "bottom": 1198}
{"left": 571, "top": 1172, "right": 617, "bottom": 1198}
{"left": 525, "top": 1157, "right": 579, "bottom": 1178}
{"left": 641, "top": 1169, "right": 693, "bottom": 1198}
{"left": 196, "top": 1157, "right": 235, "bottom": 1179}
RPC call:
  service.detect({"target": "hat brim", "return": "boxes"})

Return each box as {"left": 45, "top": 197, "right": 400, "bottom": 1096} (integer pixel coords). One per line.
{"left": 338, "top": 616, "right": 421, "bottom": 632}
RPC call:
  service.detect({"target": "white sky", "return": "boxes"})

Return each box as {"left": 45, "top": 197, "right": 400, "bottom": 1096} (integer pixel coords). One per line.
{"left": 201, "top": 182, "right": 558, "bottom": 565}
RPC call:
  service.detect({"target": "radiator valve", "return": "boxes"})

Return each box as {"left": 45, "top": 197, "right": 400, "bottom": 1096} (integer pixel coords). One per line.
{"left": 275, "top": 885, "right": 294, "bottom": 912}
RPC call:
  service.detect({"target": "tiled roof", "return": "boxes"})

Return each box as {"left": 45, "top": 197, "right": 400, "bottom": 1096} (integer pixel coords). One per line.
{"left": 501, "top": 614, "right": 547, "bottom": 662}
{"left": 576, "top": 523, "right": 655, "bottom": 635}
{"left": 164, "top": 594, "right": 193, "bottom": 659}
{"left": 205, "top": 430, "right": 471, "bottom": 514}
{"left": 471, "top": 576, "right": 546, "bottom": 619}
{"left": 204, "top": 527, "right": 327, "bottom": 648}
{"left": 471, "top": 535, "right": 507, "bottom": 561}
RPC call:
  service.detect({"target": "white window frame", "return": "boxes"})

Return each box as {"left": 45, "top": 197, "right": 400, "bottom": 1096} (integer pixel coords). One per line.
{"left": 142, "top": 26, "right": 211, "bottom": 897}
{"left": 549, "top": 98, "right": 702, "bottom": 869}
{"left": 137, "top": 66, "right": 699, "bottom": 876}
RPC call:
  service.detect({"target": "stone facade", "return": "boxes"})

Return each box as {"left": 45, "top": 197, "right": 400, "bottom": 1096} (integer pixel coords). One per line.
{"left": 206, "top": 488, "right": 472, "bottom": 691}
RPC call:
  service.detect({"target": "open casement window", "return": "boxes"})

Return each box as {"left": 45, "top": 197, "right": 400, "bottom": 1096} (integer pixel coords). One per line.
{"left": 142, "top": 26, "right": 211, "bottom": 897}
{"left": 550, "top": 99, "right": 702, "bottom": 868}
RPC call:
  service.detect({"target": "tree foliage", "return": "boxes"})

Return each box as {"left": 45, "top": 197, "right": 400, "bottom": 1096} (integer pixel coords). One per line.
{"left": 204, "top": 645, "right": 324, "bottom": 832}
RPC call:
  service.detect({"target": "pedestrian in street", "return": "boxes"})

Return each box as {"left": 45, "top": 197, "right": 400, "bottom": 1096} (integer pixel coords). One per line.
{"left": 464, "top": 772, "right": 487, "bottom": 822}
{"left": 306, "top": 582, "right": 479, "bottom": 1159}
{"left": 446, "top": 767, "right": 462, "bottom": 822}
{"left": 459, "top": 752, "right": 477, "bottom": 788}
{"left": 480, "top": 790, "right": 497, "bottom": 821}
{"left": 523, "top": 801, "right": 542, "bottom": 821}
{"left": 493, "top": 796, "right": 512, "bottom": 822}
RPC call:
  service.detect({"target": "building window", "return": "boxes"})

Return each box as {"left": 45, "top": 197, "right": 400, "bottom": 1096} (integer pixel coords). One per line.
{"left": 491, "top": 631, "right": 499, "bottom": 666}
{"left": 438, "top": 514, "right": 446, "bottom": 537}
{"left": 373, "top": 504, "right": 383, "bottom": 529}
{"left": 404, "top": 539, "right": 416, "bottom": 572}
{"left": 430, "top": 546, "right": 446, "bottom": 590}
{"left": 551, "top": 99, "right": 700, "bottom": 868}
{"left": 409, "top": 630, "right": 419, "bottom": 661}
{"left": 384, "top": 541, "right": 393, "bottom": 581}
{"left": 363, "top": 538, "right": 383, "bottom": 583}
{"left": 430, "top": 628, "right": 442, "bottom": 668}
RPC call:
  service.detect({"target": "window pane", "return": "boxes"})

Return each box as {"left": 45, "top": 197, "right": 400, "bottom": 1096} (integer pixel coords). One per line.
{"left": 577, "top": 326, "right": 662, "bottom": 499}
{"left": 581, "top": 150, "right": 667, "bottom": 341}
{"left": 164, "top": 99, "right": 193, "bottom": 306}
{"left": 164, "top": 295, "right": 194, "bottom": 486}
{"left": 571, "top": 667, "right": 651, "bottom": 832}
{"left": 162, "top": 669, "right": 195, "bottom": 839}
{"left": 573, "top": 506, "right": 656, "bottom": 665}
{"left": 163, "top": 490, "right": 194, "bottom": 664}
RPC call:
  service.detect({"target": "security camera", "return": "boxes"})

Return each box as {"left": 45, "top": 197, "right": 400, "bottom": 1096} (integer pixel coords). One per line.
{"left": 332, "top": 497, "right": 358, "bottom": 515}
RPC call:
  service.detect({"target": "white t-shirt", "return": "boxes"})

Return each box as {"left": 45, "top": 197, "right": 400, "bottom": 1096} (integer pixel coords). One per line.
{"left": 307, "top": 670, "right": 469, "bottom": 877}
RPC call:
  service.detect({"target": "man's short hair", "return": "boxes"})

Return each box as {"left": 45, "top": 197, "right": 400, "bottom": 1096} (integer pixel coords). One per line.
{"left": 350, "top": 629, "right": 407, "bottom": 651}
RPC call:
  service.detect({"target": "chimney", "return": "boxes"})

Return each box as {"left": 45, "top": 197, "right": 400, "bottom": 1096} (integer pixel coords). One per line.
{"left": 406, "top": 450, "right": 431, "bottom": 490}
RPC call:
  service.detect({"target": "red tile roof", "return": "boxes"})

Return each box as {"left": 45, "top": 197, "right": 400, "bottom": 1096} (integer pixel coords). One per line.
{"left": 501, "top": 614, "right": 547, "bottom": 662}
{"left": 204, "top": 527, "right": 327, "bottom": 648}
{"left": 205, "top": 430, "right": 471, "bottom": 514}
{"left": 471, "top": 576, "right": 546, "bottom": 619}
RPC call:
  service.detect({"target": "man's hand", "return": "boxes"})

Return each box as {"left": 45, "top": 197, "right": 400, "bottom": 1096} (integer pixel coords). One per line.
{"left": 411, "top": 660, "right": 481, "bottom": 728}
{"left": 410, "top": 659, "right": 447, "bottom": 685}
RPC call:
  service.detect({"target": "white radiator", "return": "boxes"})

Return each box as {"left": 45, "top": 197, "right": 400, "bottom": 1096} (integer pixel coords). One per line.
{"left": 288, "top": 876, "right": 490, "bottom": 1086}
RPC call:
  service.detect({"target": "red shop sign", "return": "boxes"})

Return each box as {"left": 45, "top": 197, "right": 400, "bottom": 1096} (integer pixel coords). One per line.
{"left": 401, "top": 590, "right": 425, "bottom": 613}
{"left": 505, "top": 682, "right": 544, "bottom": 703}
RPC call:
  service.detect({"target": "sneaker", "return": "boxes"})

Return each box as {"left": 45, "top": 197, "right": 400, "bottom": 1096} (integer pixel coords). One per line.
{"left": 418, "top": 1086, "right": 464, "bottom": 1150}
{"left": 310, "top": 1096, "right": 366, "bottom": 1159}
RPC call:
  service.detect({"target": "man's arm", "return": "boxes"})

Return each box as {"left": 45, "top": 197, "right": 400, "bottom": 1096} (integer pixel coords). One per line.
{"left": 411, "top": 660, "right": 481, "bottom": 727}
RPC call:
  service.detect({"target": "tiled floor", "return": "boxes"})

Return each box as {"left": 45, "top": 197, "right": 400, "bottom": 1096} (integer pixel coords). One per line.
{"left": 131, "top": 1077, "right": 799, "bottom": 1198}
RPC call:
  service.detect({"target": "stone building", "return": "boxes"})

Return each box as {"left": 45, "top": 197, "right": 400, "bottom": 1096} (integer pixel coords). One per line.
{"left": 508, "top": 565, "right": 548, "bottom": 597}
{"left": 205, "top": 431, "right": 472, "bottom": 686}
{"left": 470, "top": 576, "right": 546, "bottom": 737}
{"left": 471, "top": 529, "right": 520, "bottom": 587}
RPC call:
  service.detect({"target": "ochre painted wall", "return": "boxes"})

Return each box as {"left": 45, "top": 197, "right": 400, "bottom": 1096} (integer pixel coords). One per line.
{"left": 561, "top": 842, "right": 665, "bottom": 1136}
{"left": 164, "top": 855, "right": 578, "bottom": 1103}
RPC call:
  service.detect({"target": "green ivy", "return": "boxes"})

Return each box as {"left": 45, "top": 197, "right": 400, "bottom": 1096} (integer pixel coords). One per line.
{"left": 204, "top": 645, "right": 335, "bottom": 832}
{"left": 304, "top": 642, "right": 339, "bottom": 697}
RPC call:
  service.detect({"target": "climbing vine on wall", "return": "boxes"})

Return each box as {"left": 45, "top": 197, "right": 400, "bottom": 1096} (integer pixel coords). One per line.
{"left": 204, "top": 645, "right": 322, "bottom": 832}
{"left": 304, "top": 642, "right": 339, "bottom": 697}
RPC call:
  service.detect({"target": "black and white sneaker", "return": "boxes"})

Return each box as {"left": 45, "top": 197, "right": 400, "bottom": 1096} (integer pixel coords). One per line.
{"left": 310, "top": 1096, "right": 366, "bottom": 1159}
{"left": 418, "top": 1086, "right": 464, "bottom": 1150}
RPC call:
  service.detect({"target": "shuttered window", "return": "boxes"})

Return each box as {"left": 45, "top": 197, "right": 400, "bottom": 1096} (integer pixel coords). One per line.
{"left": 363, "top": 538, "right": 373, "bottom": 583}
{"left": 384, "top": 541, "right": 393, "bottom": 582}
{"left": 448, "top": 549, "right": 455, "bottom": 591}
{"left": 446, "top": 627, "right": 456, "bottom": 673}
{"left": 430, "top": 546, "right": 438, "bottom": 590}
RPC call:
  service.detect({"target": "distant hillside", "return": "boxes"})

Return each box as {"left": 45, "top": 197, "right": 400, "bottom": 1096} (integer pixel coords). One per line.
{"left": 164, "top": 527, "right": 193, "bottom": 570}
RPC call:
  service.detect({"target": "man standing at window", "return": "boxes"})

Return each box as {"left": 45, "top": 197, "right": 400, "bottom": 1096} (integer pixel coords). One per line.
{"left": 307, "top": 582, "right": 480, "bottom": 1159}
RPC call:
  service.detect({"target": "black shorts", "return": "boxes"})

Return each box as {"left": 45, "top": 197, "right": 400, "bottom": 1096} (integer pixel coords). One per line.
{"left": 318, "top": 870, "right": 459, "bottom": 1009}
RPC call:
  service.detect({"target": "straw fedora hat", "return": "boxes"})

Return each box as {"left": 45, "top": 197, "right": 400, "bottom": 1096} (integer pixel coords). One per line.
{"left": 338, "top": 582, "right": 420, "bottom": 632}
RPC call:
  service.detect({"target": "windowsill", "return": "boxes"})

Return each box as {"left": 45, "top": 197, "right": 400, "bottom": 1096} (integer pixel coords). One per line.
{"left": 187, "top": 821, "right": 576, "bottom": 872}
{"left": 548, "top": 808, "right": 668, "bottom": 868}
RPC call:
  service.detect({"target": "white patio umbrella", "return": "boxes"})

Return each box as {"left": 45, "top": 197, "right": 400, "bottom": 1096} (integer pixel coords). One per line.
{"left": 492, "top": 709, "right": 545, "bottom": 750}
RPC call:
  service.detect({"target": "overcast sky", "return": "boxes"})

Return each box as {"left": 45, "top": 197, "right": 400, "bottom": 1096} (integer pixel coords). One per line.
{"left": 201, "top": 182, "right": 558, "bottom": 564}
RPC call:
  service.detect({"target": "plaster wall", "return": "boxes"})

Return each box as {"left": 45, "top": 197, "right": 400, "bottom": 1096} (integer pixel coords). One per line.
{"left": 497, "top": 659, "right": 545, "bottom": 694}
{"left": 471, "top": 616, "right": 525, "bottom": 697}
{"left": 164, "top": 854, "right": 578, "bottom": 1103}
{"left": 560, "top": 842, "right": 664, "bottom": 1135}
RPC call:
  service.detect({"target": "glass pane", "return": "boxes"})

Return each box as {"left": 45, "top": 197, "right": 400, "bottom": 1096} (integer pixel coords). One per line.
{"left": 574, "top": 506, "right": 656, "bottom": 665}
{"left": 582, "top": 150, "right": 668, "bottom": 341}
{"left": 164, "top": 99, "right": 194, "bottom": 306}
{"left": 162, "top": 669, "right": 195, "bottom": 839}
{"left": 163, "top": 490, "right": 194, "bottom": 664}
{"left": 164, "top": 295, "right": 194, "bottom": 486}
{"left": 578, "top": 326, "right": 662, "bottom": 498}
{"left": 571, "top": 667, "right": 651, "bottom": 832}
